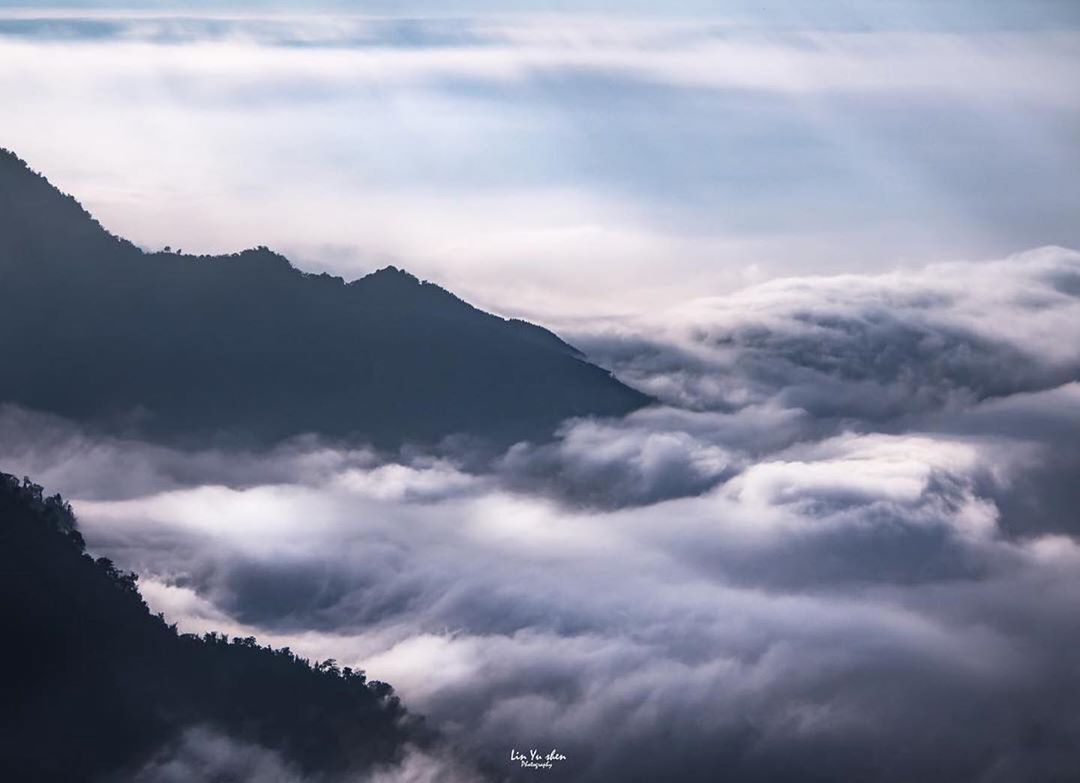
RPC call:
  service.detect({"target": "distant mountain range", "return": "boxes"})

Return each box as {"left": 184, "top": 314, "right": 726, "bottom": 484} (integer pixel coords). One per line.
{"left": 0, "top": 149, "right": 648, "bottom": 448}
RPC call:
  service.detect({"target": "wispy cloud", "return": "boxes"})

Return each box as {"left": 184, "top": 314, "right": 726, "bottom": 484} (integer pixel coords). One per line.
{"left": 2, "top": 12, "right": 1078, "bottom": 317}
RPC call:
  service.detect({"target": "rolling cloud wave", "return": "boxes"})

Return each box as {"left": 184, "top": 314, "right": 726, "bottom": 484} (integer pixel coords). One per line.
{"left": 5, "top": 247, "right": 1079, "bottom": 781}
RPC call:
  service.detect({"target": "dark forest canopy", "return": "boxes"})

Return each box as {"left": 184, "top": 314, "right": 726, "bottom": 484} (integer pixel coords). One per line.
{"left": 0, "top": 148, "right": 649, "bottom": 449}
{"left": 0, "top": 470, "right": 438, "bottom": 782}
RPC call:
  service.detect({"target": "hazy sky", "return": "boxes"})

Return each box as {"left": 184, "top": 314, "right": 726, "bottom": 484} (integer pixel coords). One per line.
{"left": 2, "top": 2, "right": 1079, "bottom": 320}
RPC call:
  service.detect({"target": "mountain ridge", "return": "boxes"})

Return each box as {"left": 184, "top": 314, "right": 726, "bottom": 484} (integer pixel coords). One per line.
{"left": 0, "top": 470, "right": 439, "bottom": 782}
{"left": 0, "top": 148, "right": 649, "bottom": 448}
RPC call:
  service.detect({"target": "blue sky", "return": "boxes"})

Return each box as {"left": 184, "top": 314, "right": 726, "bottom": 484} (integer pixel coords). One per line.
{"left": 2, "top": 1, "right": 1078, "bottom": 27}
{"left": 1, "top": 2, "right": 1078, "bottom": 318}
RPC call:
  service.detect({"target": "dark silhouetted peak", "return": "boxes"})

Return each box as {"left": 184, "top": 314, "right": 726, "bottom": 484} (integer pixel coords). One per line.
{"left": 348, "top": 264, "right": 486, "bottom": 319}
{"left": 0, "top": 149, "right": 650, "bottom": 448}
{"left": 366, "top": 264, "right": 416, "bottom": 282}
{"left": 350, "top": 264, "right": 424, "bottom": 295}
{"left": 236, "top": 245, "right": 289, "bottom": 263}
{"left": 0, "top": 471, "right": 429, "bottom": 782}
{"left": 221, "top": 245, "right": 295, "bottom": 275}
{"left": 0, "top": 148, "right": 135, "bottom": 269}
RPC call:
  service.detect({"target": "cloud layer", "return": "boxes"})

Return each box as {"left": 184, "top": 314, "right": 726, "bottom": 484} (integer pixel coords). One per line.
{"left": 4, "top": 247, "right": 1079, "bottom": 781}
{"left": 2, "top": 10, "right": 1079, "bottom": 318}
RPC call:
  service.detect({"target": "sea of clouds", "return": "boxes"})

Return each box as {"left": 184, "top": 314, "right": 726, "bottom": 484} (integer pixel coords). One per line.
{"left": 4, "top": 246, "right": 1080, "bottom": 781}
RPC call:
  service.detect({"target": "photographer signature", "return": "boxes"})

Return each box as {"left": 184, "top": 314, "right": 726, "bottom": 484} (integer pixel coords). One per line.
{"left": 510, "top": 748, "right": 568, "bottom": 770}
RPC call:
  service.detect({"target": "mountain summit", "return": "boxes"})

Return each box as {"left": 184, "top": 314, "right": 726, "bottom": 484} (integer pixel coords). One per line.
{"left": 0, "top": 150, "right": 648, "bottom": 447}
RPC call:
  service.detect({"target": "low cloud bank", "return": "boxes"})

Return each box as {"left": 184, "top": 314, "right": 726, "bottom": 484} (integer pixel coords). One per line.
{"left": 127, "top": 729, "right": 482, "bottom": 783}
{"left": 5, "top": 247, "right": 1080, "bottom": 781}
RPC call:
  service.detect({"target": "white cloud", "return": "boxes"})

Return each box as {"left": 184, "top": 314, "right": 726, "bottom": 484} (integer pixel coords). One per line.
{"left": 2, "top": 16, "right": 1078, "bottom": 318}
